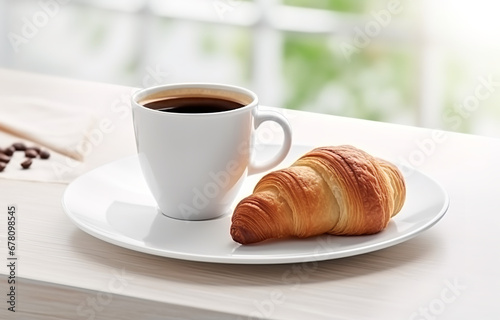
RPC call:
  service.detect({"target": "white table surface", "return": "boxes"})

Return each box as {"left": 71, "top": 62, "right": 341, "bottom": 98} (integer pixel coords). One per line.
{"left": 0, "top": 68, "right": 499, "bottom": 319}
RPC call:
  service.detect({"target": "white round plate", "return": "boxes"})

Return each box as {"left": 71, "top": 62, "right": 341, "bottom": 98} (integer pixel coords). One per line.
{"left": 62, "top": 145, "right": 449, "bottom": 264}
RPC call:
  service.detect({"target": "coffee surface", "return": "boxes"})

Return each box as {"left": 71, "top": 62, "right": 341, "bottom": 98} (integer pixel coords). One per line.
{"left": 144, "top": 97, "right": 244, "bottom": 114}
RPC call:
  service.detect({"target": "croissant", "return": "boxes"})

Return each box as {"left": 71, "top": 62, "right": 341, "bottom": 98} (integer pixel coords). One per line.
{"left": 230, "top": 145, "right": 406, "bottom": 245}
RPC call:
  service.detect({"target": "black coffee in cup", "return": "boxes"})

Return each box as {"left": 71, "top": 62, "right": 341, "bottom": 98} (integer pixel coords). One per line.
{"left": 132, "top": 83, "right": 292, "bottom": 220}
{"left": 144, "top": 97, "right": 245, "bottom": 114}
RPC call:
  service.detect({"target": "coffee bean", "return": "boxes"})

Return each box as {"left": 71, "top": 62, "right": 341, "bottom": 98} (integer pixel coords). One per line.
{"left": 12, "top": 142, "right": 27, "bottom": 151}
{"left": 0, "top": 143, "right": 52, "bottom": 173}
{"left": 21, "top": 158, "right": 32, "bottom": 169}
{"left": 3, "top": 147, "right": 15, "bottom": 156}
{"left": 39, "top": 150, "right": 50, "bottom": 159}
{"left": 0, "top": 154, "right": 11, "bottom": 163}
{"left": 29, "top": 146, "right": 41, "bottom": 153}
{"left": 25, "top": 149, "right": 38, "bottom": 158}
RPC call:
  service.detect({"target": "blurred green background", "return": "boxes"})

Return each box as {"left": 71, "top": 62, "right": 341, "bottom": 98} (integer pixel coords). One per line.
{"left": 1, "top": 0, "right": 499, "bottom": 137}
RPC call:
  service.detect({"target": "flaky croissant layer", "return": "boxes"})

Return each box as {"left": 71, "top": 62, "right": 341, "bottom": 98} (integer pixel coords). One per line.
{"left": 230, "top": 145, "right": 406, "bottom": 245}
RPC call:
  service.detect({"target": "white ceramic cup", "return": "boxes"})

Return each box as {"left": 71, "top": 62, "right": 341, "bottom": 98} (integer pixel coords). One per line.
{"left": 131, "top": 83, "right": 292, "bottom": 220}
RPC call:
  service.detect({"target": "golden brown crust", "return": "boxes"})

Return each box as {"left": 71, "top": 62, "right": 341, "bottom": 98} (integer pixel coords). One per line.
{"left": 230, "top": 145, "right": 406, "bottom": 245}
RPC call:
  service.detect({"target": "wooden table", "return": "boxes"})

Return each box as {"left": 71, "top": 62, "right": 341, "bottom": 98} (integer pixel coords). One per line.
{"left": 1, "top": 69, "right": 499, "bottom": 319}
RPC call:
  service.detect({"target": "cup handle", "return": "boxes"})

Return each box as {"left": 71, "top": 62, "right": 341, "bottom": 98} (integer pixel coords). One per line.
{"left": 248, "top": 109, "right": 292, "bottom": 175}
